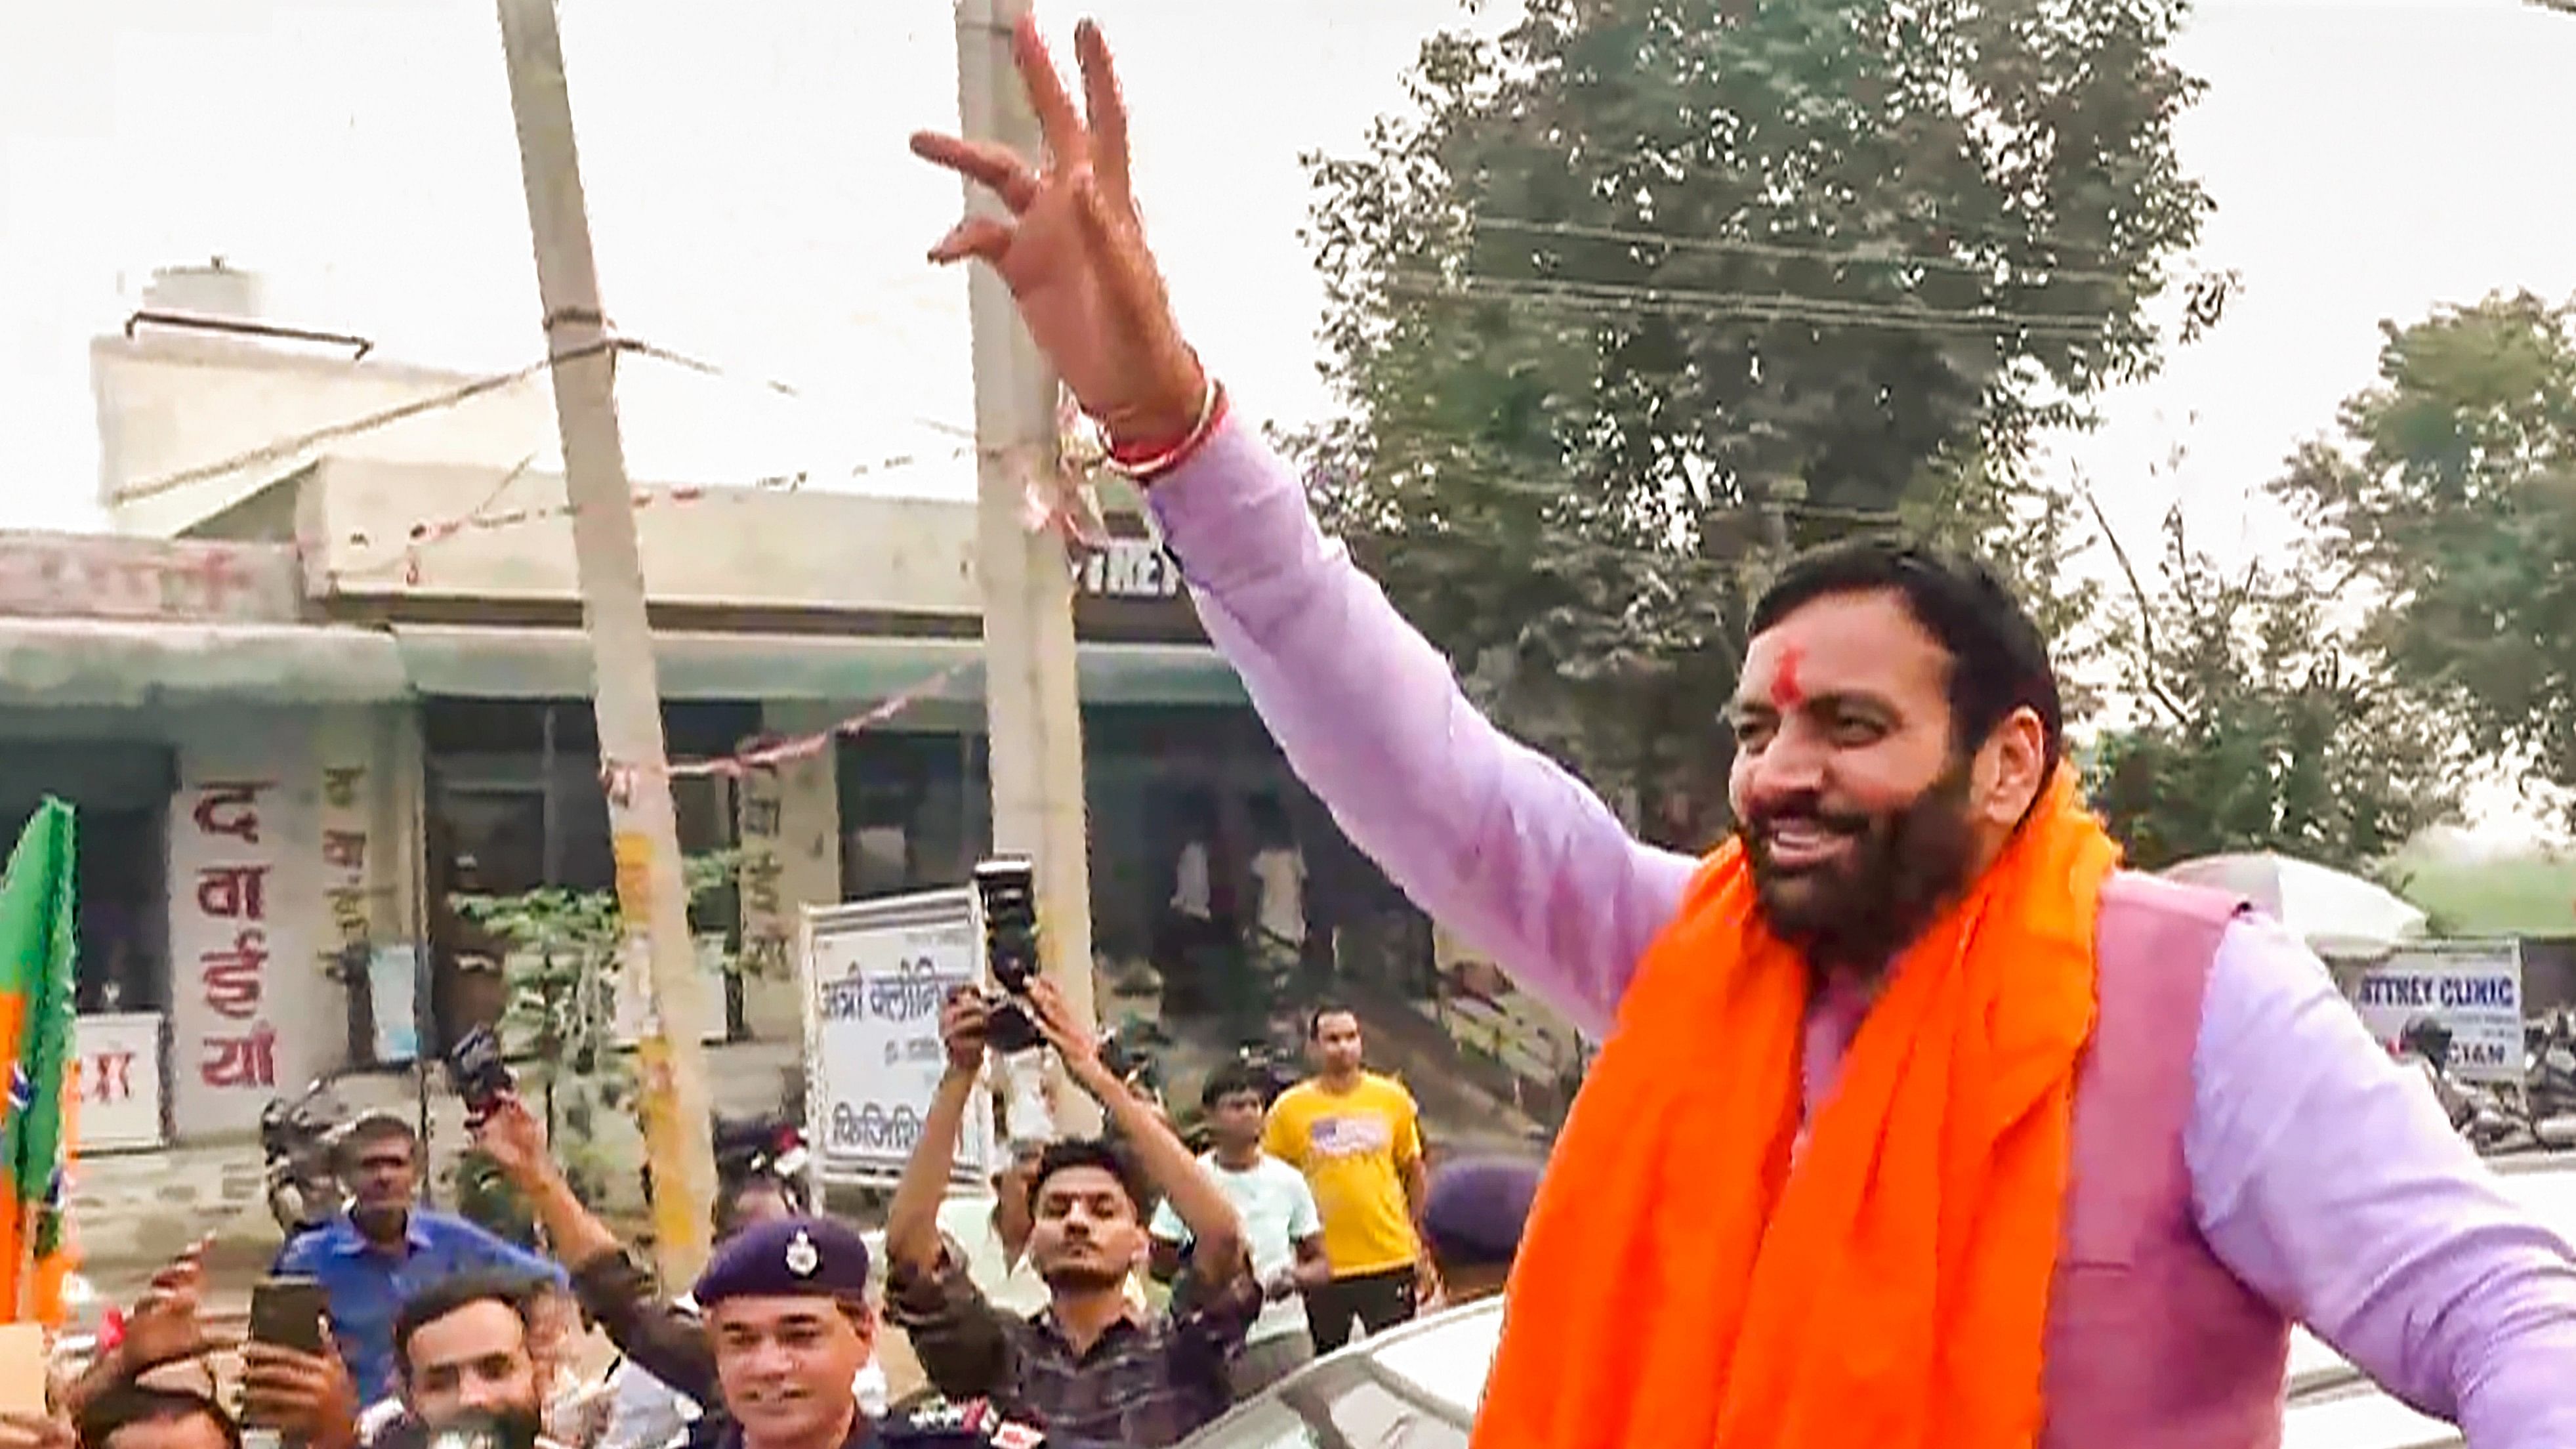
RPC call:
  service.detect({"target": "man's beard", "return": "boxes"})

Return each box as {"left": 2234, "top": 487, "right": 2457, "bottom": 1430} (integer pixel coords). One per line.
{"left": 1040, "top": 1257, "right": 1129, "bottom": 1293}
{"left": 417, "top": 1404, "right": 544, "bottom": 1449}
{"left": 1740, "top": 761, "right": 1982, "bottom": 978}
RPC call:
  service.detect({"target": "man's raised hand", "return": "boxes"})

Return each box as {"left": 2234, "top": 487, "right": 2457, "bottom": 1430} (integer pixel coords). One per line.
{"left": 909, "top": 13, "right": 1206, "bottom": 452}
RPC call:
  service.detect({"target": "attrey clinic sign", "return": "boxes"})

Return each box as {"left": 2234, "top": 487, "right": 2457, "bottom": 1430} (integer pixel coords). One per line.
{"left": 2344, "top": 941, "right": 2526, "bottom": 1085}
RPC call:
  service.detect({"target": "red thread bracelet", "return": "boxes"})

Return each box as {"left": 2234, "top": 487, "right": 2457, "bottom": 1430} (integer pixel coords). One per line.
{"left": 1107, "top": 379, "right": 1227, "bottom": 483}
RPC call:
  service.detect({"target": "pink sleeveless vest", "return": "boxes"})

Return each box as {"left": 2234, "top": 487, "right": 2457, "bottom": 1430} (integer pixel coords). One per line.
{"left": 2042, "top": 872, "right": 2292, "bottom": 1446}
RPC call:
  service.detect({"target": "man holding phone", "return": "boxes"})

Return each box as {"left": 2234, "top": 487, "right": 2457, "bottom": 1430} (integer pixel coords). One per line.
{"left": 241, "top": 1271, "right": 552, "bottom": 1449}
{"left": 274, "top": 1114, "right": 566, "bottom": 1406}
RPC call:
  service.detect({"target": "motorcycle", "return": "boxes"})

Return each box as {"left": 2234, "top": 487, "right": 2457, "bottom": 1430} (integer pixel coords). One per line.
{"left": 640, "top": 1107, "right": 813, "bottom": 1215}
{"left": 713, "top": 1110, "right": 812, "bottom": 1209}
{"left": 261, "top": 1076, "right": 350, "bottom": 1237}
{"left": 2399, "top": 1017, "right": 2576, "bottom": 1156}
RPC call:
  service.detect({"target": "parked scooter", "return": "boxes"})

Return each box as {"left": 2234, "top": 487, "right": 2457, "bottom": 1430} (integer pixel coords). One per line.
{"left": 261, "top": 1077, "right": 350, "bottom": 1238}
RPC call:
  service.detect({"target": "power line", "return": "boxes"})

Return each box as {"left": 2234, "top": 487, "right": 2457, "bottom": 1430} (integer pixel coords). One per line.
{"left": 1391, "top": 272, "right": 2132, "bottom": 341}
{"left": 1447, "top": 271, "right": 2124, "bottom": 328}
{"left": 1468, "top": 215, "right": 2143, "bottom": 288}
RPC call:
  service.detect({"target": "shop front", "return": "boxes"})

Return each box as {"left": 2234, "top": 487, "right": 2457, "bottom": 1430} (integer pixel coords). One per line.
{"left": 0, "top": 529, "right": 415, "bottom": 1145}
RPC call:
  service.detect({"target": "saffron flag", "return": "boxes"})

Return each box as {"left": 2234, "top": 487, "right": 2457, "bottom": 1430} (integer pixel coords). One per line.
{"left": 0, "top": 800, "right": 79, "bottom": 1323}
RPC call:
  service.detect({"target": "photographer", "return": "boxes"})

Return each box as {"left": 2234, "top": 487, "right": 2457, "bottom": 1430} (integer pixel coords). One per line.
{"left": 884, "top": 980, "right": 1258, "bottom": 1447}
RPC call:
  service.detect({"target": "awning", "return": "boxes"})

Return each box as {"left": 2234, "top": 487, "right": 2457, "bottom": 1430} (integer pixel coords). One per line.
{"left": 0, "top": 618, "right": 409, "bottom": 708}
{"left": 388, "top": 625, "right": 1247, "bottom": 707}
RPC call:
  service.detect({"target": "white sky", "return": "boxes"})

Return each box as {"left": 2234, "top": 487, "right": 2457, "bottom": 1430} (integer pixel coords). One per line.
{"left": 4, "top": 0, "right": 2574, "bottom": 829}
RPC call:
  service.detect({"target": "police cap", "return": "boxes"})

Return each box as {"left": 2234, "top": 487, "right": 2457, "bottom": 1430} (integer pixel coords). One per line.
{"left": 1423, "top": 1154, "right": 1543, "bottom": 1270}
{"left": 692, "top": 1215, "right": 871, "bottom": 1307}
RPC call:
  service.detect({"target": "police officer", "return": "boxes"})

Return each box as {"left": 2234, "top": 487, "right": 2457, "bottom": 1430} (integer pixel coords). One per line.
{"left": 690, "top": 1217, "right": 1056, "bottom": 1449}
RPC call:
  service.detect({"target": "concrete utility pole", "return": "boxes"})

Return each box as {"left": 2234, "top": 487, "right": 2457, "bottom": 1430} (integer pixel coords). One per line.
{"left": 495, "top": 0, "right": 719, "bottom": 1278}
{"left": 955, "top": 0, "right": 1101, "bottom": 1135}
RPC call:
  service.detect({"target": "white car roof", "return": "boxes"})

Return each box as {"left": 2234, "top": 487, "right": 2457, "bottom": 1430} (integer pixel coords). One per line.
{"left": 1369, "top": 1299, "right": 1505, "bottom": 1415}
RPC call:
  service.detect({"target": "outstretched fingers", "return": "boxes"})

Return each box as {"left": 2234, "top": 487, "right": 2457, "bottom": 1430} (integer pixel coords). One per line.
{"left": 1012, "top": 12, "right": 1089, "bottom": 172}
{"left": 928, "top": 216, "right": 1015, "bottom": 267}
{"left": 909, "top": 132, "right": 1041, "bottom": 214}
{"left": 1073, "top": 20, "right": 1132, "bottom": 208}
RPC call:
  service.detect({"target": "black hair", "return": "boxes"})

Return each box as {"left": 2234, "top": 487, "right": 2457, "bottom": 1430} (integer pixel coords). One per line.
{"left": 1027, "top": 1137, "right": 1150, "bottom": 1219}
{"left": 339, "top": 1112, "right": 421, "bottom": 1165}
{"left": 711, "top": 1176, "right": 793, "bottom": 1242}
{"left": 1306, "top": 1002, "right": 1360, "bottom": 1040}
{"left": 393, "top": 1270, "right": 542, "bottom": 1383}
{"left": 78, "top": 1386, "right": 241, "bottom": 1449}
{"left": 1748, "top": 536, "right": 2063, "bottom": 774}
{"left": 1200, "top": 1060, "right": 1268, "bottom": 1111}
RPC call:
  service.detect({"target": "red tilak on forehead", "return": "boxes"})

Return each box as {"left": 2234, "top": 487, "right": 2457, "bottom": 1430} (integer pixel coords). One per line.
{"left": 1768, "top": 642, "right": 1805, "bottom": 710}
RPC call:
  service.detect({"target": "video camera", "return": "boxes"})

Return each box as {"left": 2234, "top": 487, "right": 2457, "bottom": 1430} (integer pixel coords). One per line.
{"left": 444, "top": 1023, "right": 516, "bottom": 1122}
{"left": 972, "top": 856, "right": 1045, "bottom": 1054}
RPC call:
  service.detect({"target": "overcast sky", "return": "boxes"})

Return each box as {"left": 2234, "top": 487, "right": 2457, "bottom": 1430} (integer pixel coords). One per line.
{"left": 4, "top": 0, "right": 2574, "bottom": 827}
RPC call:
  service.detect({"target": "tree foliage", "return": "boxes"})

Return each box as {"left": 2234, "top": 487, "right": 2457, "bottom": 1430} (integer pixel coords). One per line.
{"left": 2273, "top": 291, "right": 2576, "bottom": 811}
{"left": 453, "top": 850, "right": 743, "bottom": 1206}
{"left": 1293, "top": 0, "right": 2218, "bottom": 828}
{"left": 2087, "top": 510, "right": 2461, "bottom": 872}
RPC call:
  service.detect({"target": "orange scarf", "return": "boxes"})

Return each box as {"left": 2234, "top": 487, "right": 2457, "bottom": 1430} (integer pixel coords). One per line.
{"left": 1472, "top": 770, "right": 2118, "bottom": 1449}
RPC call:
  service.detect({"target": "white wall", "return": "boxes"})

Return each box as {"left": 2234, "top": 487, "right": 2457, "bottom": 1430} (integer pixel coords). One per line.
{"left": 167, "top": 709, "right": 330, "bottom": 1136}
{"left": 298, "top": 453, "right": 980, "bottom": 616}
{"left": 164, "top": 704, "right": 421, "bottom": 1139}
{"left": 94, "top": 335, "right": 554, "bottom": 538}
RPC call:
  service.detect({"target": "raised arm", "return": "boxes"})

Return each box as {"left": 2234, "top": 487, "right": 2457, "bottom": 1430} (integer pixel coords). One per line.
{"left": 886, "top": 990, "right": 992, "bottom": 1279}
{"left": 1029, "top": 980, "right": 1247, "bottom": 1282}
{"left": 908, "top": 13, "right": 1688, "bottom": 1038}
{"left": 2187, "top": 915, "right": 2576, "bottom": 1447}
{"left": 471, "top": 1097, "right": 712, "bottom": 1404}
{"left": 1148, "top": 425, "right": 1693, "bottom": 1036}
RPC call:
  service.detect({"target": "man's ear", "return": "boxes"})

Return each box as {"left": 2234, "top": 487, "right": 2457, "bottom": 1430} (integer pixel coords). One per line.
{"left": 1974, "top": 707, "right": 2050, "bottom": 828}
{"left": 839, "top": 1301, "right": 878, "bottom": 1349}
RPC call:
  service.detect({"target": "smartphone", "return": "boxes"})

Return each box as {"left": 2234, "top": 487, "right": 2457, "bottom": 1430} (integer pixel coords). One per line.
{"left": 248, "top": 1276, "right": 331, "bottom": 1357}
{"left": 443, "top": 1024, "right": 516, "bottom": 1120}
{"left": 0, "top": 1322, "right": 43, "bottom": 1417}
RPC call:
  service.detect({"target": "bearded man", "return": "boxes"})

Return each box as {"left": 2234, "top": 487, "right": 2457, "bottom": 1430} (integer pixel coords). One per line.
{"left": 907, "top": 13, "right": 2576, "bottom": 1448}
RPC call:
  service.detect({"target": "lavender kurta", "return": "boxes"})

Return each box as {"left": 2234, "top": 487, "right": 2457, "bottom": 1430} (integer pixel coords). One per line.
{"left": 1148, "top": 414, "right": 2576, "bottom": 1445}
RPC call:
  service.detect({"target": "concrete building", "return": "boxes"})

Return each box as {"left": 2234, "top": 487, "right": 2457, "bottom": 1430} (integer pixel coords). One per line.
{"left": 66, "top": 270, "right": 1407, "bottom": 1154}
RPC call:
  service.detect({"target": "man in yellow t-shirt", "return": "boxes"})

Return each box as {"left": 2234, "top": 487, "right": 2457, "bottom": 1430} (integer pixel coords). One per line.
{"left": 1262, "top": 1003, "right": 1429, "bottom": 1353}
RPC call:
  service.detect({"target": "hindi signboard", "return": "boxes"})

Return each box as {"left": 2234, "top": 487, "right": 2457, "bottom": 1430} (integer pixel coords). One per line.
{"left": 2344, "top": 940, "right": 2526, "bottom": 1085}
{"left": 800, "top": 889, "right": 995, "bottom": 1188}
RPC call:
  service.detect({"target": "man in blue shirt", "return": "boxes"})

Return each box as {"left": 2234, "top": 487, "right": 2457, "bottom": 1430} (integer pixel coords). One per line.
{"left": 274, "top": 1112, "right": 564, "bottom": 1405}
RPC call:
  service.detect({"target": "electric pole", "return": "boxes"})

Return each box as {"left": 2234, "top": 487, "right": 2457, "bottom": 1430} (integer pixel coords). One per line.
{"left": 955, "top": 0, "right": 1101, "bottom": 1135}
{"left": 495, "top": 0, "right": 719, "bottom": 1278}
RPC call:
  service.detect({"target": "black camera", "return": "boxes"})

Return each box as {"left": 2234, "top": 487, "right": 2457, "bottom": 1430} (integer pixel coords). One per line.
{"left": 444, "top": 1023, "right": 516, "bottom": 1120}
{"left": 973, "top": 856, "right": 1045, "bottom": 1054}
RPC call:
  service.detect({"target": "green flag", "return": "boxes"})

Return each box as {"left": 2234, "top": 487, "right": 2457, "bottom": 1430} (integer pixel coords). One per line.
{"left": 0, "top": 799, "right": 78, "bottom": 1322}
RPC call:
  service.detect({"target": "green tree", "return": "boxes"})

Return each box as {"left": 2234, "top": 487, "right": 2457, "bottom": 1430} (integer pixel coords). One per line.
{"left": 2272, "top": 291, "right": 2576, "bottom": 810}
{"left": 453, "top": 850, "right": 745, "bottom": 1208}
{"left": 2086, "top": 509, "right": 2461, "bottom": 872}
{"left": 1293, "top": 0, "right": 2219, "bottom": 832}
